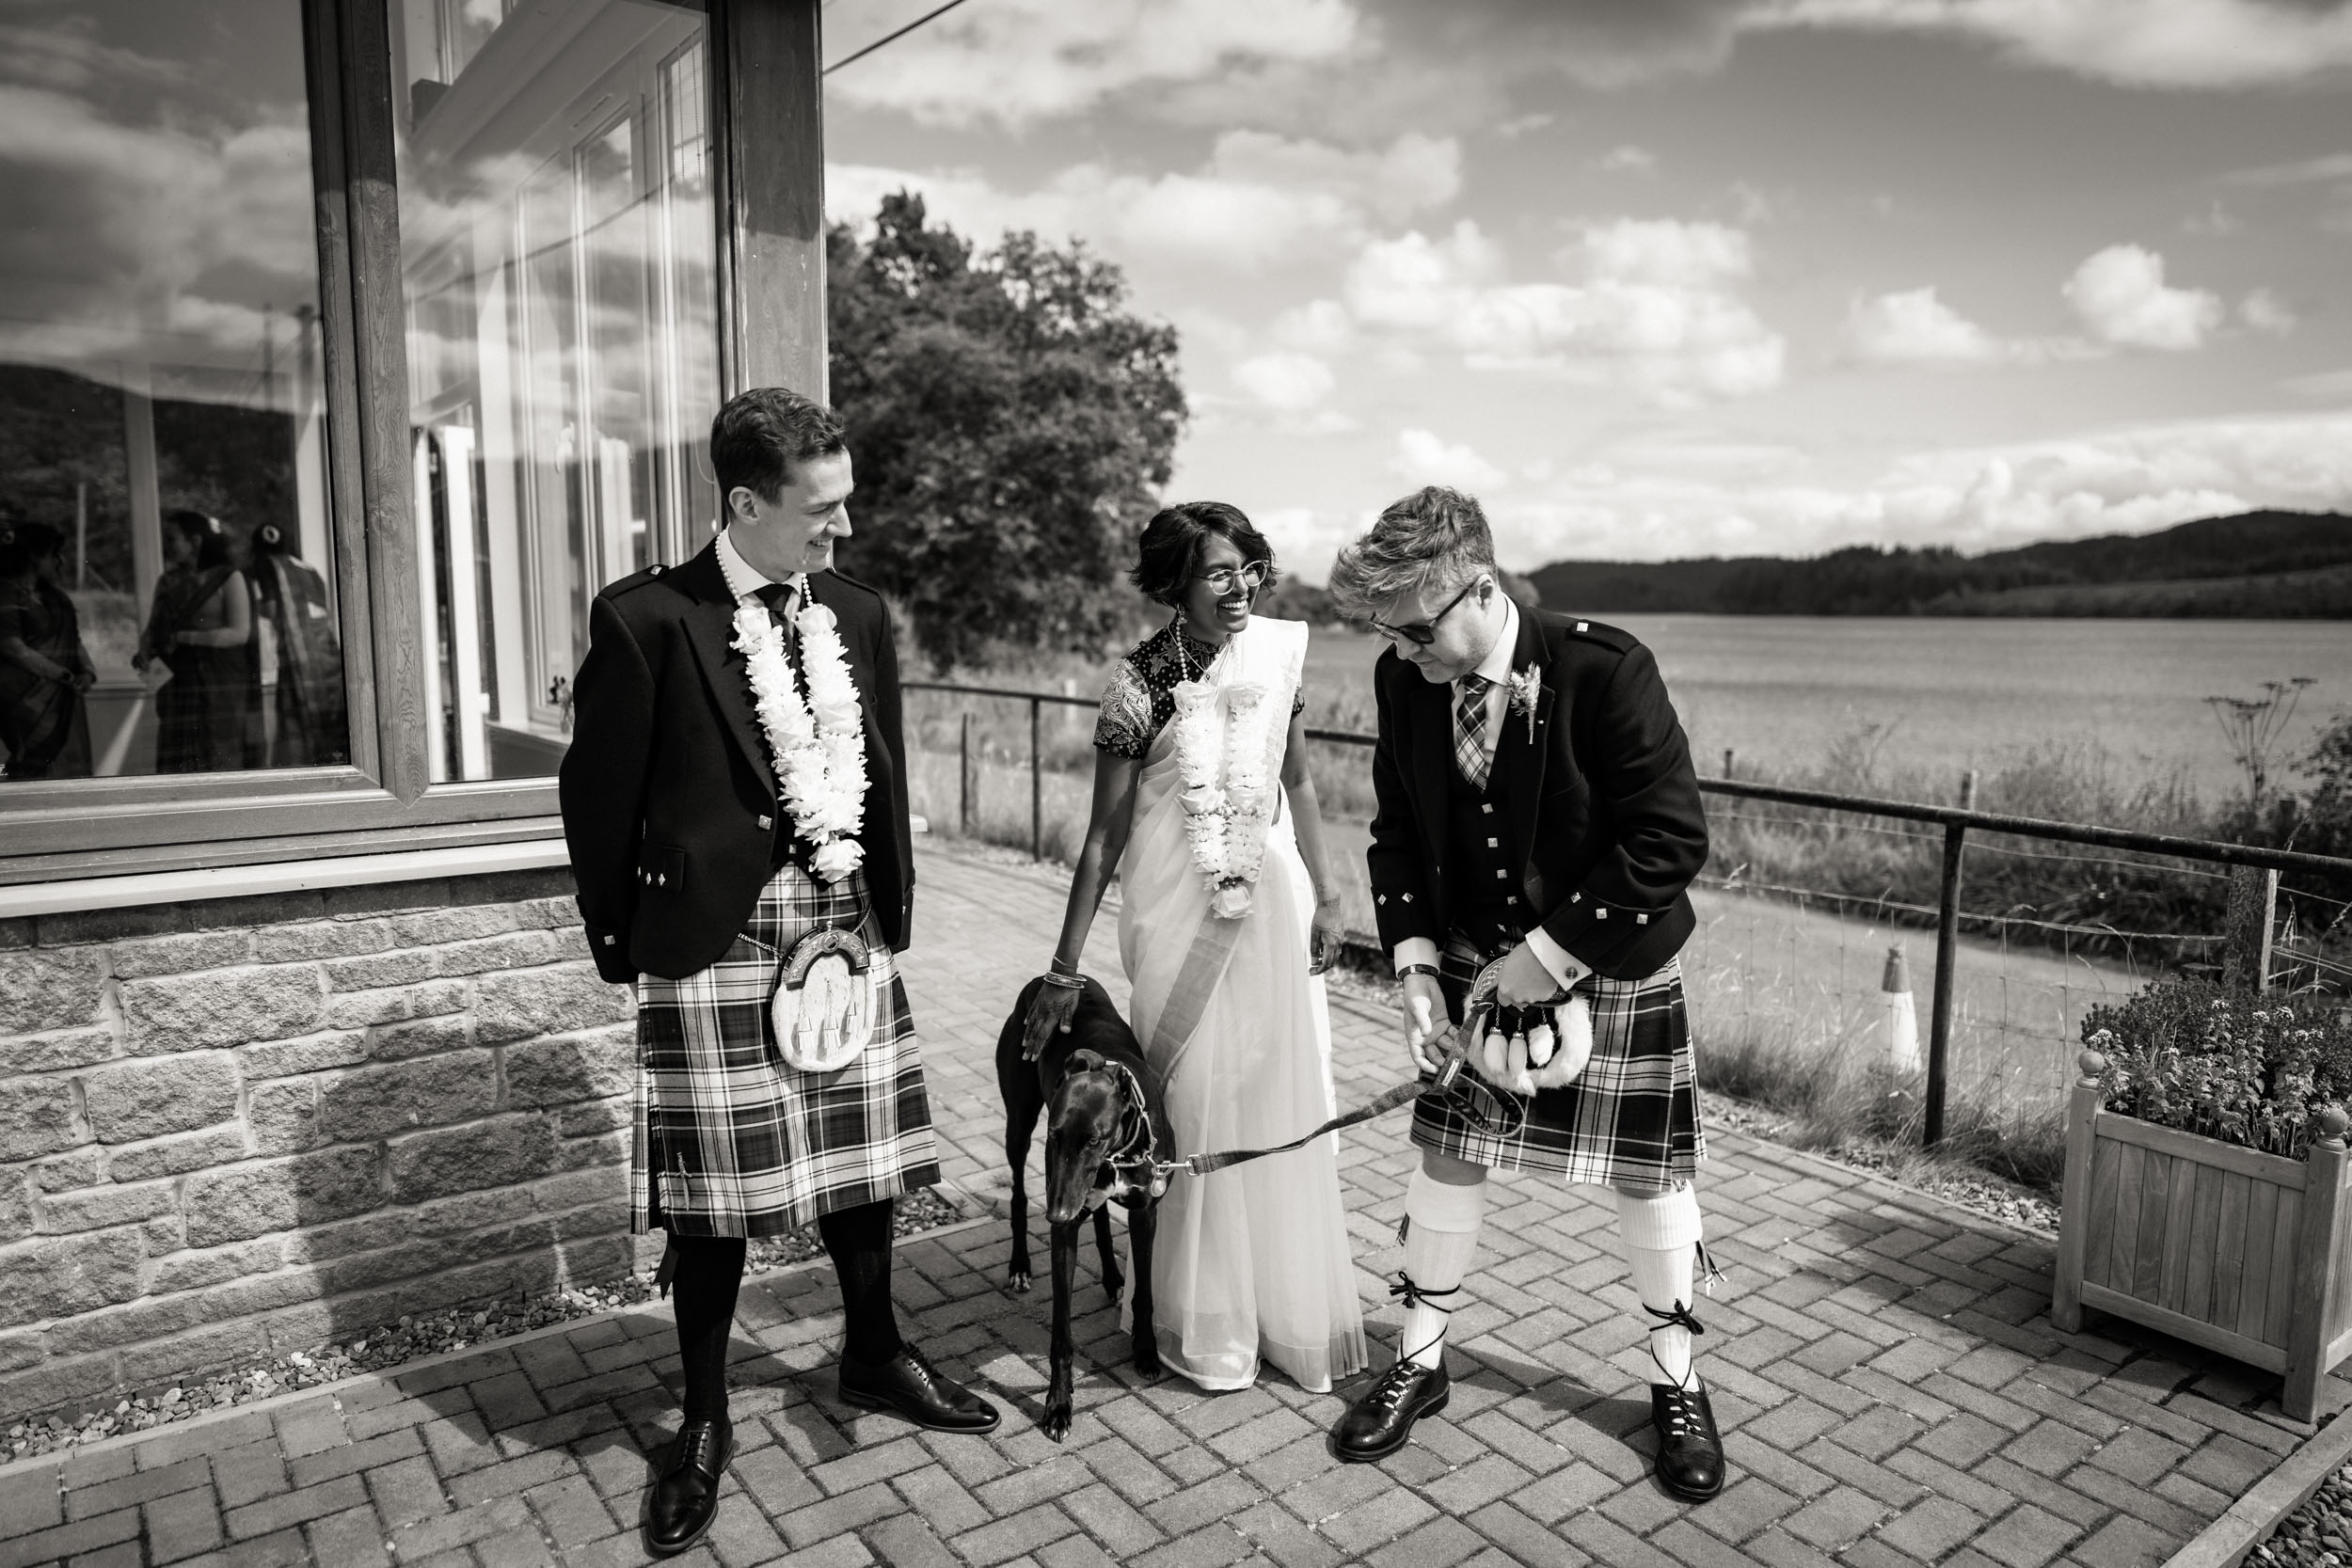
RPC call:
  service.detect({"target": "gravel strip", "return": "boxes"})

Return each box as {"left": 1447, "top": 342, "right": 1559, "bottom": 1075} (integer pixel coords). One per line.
{"left": 4, "top": 1183, "right": 973, "bottom": 1463}
{"left": 2258, "top": 1471, "right": 2352, "bottom": 1566}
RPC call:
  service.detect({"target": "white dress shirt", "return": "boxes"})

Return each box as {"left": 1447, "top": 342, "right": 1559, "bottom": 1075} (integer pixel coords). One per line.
{"left": 714, "top": 527, "right": 790, "bottom": 608}
{"left": 1391, "top": 594, "right": 1585, "bottom": 992}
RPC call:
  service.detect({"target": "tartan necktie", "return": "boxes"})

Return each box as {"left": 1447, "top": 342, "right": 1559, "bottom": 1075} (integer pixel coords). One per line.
{"left": 1454, "top": 673, "right": 1493, "bottom": 789}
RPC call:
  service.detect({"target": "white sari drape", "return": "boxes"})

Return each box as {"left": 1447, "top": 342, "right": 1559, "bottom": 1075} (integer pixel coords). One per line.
{"left": 1118, "top": 615, "right": 1367, "bottom": 1391}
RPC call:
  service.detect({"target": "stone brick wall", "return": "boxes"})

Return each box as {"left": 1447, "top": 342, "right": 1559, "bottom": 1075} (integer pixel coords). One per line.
{"left": 0, "top": 865, "right": 644, "bottom": 1422}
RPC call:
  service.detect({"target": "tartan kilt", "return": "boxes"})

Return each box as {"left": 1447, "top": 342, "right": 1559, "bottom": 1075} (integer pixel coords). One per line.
{"left": 630, "top": 862, "right": 940, "bottom": 1238}
{"left": 1410, "top": 933, "right": 1705, "bottom": 1191}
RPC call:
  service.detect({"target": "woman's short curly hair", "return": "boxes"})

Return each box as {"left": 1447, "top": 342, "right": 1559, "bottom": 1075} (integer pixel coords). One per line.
{"left": 1326, "top": 485, "right": 1495, "bottom": 620}
{"left": 1129, "top": 501, "right": 1278, "bottom": 609}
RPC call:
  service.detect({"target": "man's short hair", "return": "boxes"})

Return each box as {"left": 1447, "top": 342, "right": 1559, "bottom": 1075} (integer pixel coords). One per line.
{"left": 710, "top": 387, "right": 848, "bottom": 502}
{"left": 1326, "top": 485, "right": 1497, "bottom": 620}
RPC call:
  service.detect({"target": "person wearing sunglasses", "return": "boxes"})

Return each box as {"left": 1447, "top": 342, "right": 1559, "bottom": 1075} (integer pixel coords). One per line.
{"left": 1022, "top": 500, "right": 1367, "bottom": 1400}
{"left": 1324, "top": 485, "right": 1722, "bottom": 1504}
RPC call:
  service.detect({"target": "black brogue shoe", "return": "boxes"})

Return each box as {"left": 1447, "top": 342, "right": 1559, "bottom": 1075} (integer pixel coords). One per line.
{"left": 1650, "top": 1379, "right": 1725, "bottom": 1501}
{"left": 1334, "top": 1359, "right": 1452, "bottom": 1463}
{"left": 645, "top": 1417, "right": 732, "bottom": 1557}
{"left": 839, "top": 1345, "right": 1002, "bottom": 1433}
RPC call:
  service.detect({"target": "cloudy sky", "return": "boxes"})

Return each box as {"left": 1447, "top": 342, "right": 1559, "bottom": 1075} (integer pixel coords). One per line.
{"left": 822, "top": 0, "right": 2352, "bottom": 578}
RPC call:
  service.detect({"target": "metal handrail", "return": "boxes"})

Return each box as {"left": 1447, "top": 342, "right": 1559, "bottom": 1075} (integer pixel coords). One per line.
{"left": 906, "top": 677, "right": 2352, "bottom": 1147}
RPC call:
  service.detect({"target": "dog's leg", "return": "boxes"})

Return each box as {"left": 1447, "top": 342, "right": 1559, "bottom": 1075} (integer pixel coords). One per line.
{"left": 1004, "top": 1111, "right": 1036, "bottom": 1292}
{"left": 1091, "top": 1202, "right": 1122, "bottom": 1304}
{"left": 1126, "top": 1199, "right": 1163, "bottom": 1382}
{"left": 1042, "top": 1220, "right": 1080, "bottom": 1441}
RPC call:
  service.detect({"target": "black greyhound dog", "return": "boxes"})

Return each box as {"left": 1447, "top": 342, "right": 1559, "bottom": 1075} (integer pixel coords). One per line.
{"left": 995, "top": 975, "right": 1174, "bottom": 1440}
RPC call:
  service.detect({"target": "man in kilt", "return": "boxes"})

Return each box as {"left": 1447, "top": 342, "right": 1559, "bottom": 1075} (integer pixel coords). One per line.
{"left": 1325, "top": 485, "right": 1724, "bottom": 1501}
{"left": 561, "top": 388, "right": 998, "bottom": 1558}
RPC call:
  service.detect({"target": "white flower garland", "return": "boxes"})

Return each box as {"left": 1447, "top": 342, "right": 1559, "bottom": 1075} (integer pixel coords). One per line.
{"left": 1170, "top": 655, "right": 1279, "bottom": 919}
{"left": 731, "top": 578, "right": 867, "bottom": 882}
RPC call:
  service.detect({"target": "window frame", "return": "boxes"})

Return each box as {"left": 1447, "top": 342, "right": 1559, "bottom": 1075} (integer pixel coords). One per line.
{"left": 0, "top": 0, "right": 825, "bottom": 888}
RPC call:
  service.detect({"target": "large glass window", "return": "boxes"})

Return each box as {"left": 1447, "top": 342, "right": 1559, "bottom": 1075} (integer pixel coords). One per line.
{"left": 0, "top": 0, "right": 348, "bottom": 783}
{"left": 391, "top": 0, "right": 720, "bottom": 783}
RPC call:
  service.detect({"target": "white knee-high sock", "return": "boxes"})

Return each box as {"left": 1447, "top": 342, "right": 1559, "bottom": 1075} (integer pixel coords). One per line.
{"left": 1617, "top": 1185, "right": 1705, "bottom": 1388}
{"left": 1400, "top": 1169, "right": 1486, "bottom": 1369}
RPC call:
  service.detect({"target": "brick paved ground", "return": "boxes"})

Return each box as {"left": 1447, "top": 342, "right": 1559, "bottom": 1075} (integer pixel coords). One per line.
{"left": 3, "top": 842, "right": 2344, "bottom": 1568}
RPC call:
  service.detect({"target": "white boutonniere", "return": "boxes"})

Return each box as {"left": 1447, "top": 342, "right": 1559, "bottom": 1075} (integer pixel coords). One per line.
{"left": 1506, "top": 665, "right": 1542, "bottom": 743}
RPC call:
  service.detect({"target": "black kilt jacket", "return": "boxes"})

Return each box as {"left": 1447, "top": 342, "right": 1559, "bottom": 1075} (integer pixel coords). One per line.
{"left": 1368, "top": 609, "right": 1708, "bottom": 980}
{"left": 558, "top": 543, "right": 915, "bottom": 984}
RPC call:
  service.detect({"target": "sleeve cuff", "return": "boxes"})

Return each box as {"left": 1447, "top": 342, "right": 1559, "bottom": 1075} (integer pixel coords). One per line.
{"left": 1392, "top": 937, "right": 1439, "bottom": 975}
{"left": 1525, "top": 927, "right": 1586, "bottom": 992}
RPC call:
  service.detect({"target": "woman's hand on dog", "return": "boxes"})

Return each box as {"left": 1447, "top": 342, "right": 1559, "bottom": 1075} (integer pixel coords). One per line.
{"left": 1023, "top": 982, "right": 1082, "bottom": 1060}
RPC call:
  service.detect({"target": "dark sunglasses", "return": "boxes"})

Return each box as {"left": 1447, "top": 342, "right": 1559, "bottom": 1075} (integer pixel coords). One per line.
{"left": 1369, "top": 579, "right": 1475, "bottom": 646}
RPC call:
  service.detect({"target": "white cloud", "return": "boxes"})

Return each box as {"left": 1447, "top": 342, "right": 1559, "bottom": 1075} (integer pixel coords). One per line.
{"left": 2062, "top": 245, "right": 2224, "bottom": 352}
{"left": 1748, "top": 0, "right": 2352, "bottom": 89}
{"left": 1484, "top": 409, "right": 2352, "bottom": 567}
{"left": 1272, "top": 298, "right": 1356, "bottom": 355}
{"left": 1844, "top": 287, "right": 2005, "bottom": 365}
{"left": 827, "top": 129, "right": 1458, "bottom": 275}
{"left": 1338, "top": 217, "right": 1786, "bottom": 404}
{"left": 1232, "top": 351, "right": 1336, "bottom": 411}
{"left": 1391, "top": 428, "right": 1509, "bottom": 493}
{"left": 2241, "top": 288, "right": 2296, "bottom": 337}
{"left": 1596, "top": 145, "right": 1658, "bottom": 174}
{"left": 825, "top": 0, "right": 1363, "bottom": 127}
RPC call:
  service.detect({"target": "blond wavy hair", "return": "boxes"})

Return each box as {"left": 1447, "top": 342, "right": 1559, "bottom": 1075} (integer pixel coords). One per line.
{"left": 1327, "top": 485, "right": 1497, "bottom": 621}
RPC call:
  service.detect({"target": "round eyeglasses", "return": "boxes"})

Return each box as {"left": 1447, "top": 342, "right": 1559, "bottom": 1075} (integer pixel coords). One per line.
{"left": 1192, "top": 562, "right": 1269, "bottom": 595}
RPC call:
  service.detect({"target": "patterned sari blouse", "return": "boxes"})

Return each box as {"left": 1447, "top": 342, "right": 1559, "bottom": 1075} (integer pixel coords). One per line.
{"left": 1092, "top": 619, "right": 1307, "bottom": 759}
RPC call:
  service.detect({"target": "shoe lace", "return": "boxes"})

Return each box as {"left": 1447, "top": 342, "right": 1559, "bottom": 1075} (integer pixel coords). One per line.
{"left": 1642, "top": 1300, "right": 1707, "bottom": 1392}
{"left": 1363, "top": 1358, "right": 1428, "bottom": 1411}
{"left": 895, "top": 1346, "right": 937, "bottom": 1386}
{"left": 675, "top": 1422, "right": 726, "bottom": 1476}
{"left": 1654, "top": 1383, "right": 1715, "bottom": 1444}
{"left": 1385, "top": 1271, "right": 1462, "bottom": 1370}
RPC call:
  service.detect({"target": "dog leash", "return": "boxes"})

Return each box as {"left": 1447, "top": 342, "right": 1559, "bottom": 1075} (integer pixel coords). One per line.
{"left": 1149, "top": 957, "right": 1533, "bottom": 1181}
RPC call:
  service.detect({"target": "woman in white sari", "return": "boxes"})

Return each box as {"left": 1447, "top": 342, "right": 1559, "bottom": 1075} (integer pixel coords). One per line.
{"left": 1024, "top": 502, "right": 1368, "bottom": 1393}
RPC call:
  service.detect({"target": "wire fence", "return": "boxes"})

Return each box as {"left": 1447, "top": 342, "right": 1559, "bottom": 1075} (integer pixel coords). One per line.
{"left": 902, "top": 680, "right": 2352, "bottom": 1148}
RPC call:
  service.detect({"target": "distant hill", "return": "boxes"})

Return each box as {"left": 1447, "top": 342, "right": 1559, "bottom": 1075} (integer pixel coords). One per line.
{"left": 1527, "top": 511, "right": 2352, "bottom": 618}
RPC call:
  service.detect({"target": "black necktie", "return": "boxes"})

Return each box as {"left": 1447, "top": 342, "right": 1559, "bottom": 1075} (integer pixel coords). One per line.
{"left": 754, "top": 580, "right": 799, "bottom": 663}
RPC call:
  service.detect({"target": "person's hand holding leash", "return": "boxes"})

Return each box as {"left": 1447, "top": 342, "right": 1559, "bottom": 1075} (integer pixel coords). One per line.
{"left": 1400, "top": 968, "right": 1446, "bottom": 1075}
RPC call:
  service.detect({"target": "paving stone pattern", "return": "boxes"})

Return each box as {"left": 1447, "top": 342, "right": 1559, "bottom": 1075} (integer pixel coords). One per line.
{"left": 1, "top": 844, "right": 2343, "bottom": 1567}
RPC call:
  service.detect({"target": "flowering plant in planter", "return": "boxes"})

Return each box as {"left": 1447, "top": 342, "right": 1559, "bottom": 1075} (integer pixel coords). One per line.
{"left": 2081, "top": 977, "right": 2352, "bottom": 1159}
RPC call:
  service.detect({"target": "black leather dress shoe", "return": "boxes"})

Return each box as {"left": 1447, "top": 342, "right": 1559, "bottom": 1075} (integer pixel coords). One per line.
{"left": 1334, "top": 1359, "right": 1451, "bottom": 1463}
{"left": 839, "top": 1345, "right": 1001, "bottom": 1433}
{"left": 1651, "top": 1380, "right": 1725, "bottom": 1501}
{"left": 645, "top": 1418, "right": 732, "bottom": 1557}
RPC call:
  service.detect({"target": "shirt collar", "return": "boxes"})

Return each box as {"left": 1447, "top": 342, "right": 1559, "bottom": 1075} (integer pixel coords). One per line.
{"left": 713, "top": 527, "right": 786, "bottom": 605}
{"left": 1465, "top": 593, "right": 1518, "bottom": 688}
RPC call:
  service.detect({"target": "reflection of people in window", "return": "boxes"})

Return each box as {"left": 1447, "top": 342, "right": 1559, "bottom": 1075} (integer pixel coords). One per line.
{"left": 136, "top": 509, "right": 259, "bottom": 774}
{"left": 0, "top": 521, "right": 96, "bottom": 781}
{"left": 247, "top": 523, "right": 348, "bottom": 767}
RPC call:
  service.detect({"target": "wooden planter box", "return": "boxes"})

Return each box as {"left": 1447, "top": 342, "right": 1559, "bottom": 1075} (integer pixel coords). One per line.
{"left": 2053, "top": 1050, "right": 2352, "bottom": 1420}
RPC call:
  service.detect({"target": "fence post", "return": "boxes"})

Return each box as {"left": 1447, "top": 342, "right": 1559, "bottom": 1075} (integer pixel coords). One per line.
{"left": 2283, "top": 1105, "right": 2349, "bottom": 1420}
{"left": 2051, "top": 1049, "right": 2106, "bottom": 1334}
{"left": 1960, "top": 769, "right": 1979, "bottom": 810}
{"left": 1030, "top": 697, "right": 1042, "bottom": 862}
{"left": 1924, "top": 821, "right": 1967, "bottom": 1147}
{"left": 2223, "top": 864, "right": 2279, "bottom": 991}
{"left": 960, "top": 712, "right": 972, "bottom": 836}
{"left": 1723, "top": 749, "right": 1735, "bottom": 779}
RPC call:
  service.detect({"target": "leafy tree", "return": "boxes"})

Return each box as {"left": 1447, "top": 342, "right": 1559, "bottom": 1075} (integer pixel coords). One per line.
{"left": 828, "top": 195, "right": 1186, "bottom": 671}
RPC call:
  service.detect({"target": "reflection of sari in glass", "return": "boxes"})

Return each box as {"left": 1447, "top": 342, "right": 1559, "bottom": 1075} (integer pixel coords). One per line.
{"left": 142, "top": 564, "right": 259, "bottom": 774}
{"left": 250, "top": 550, "right": 347, "bottom": 766}
{"left": 1116, "top": 615, "right": 1368, "bottom": 1392}
{"left": 0, "top": 574, "right": 92, "bottom": 780}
